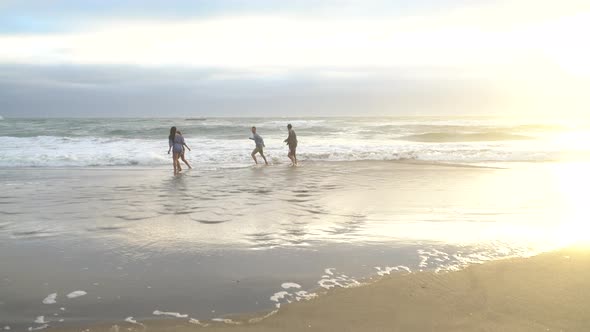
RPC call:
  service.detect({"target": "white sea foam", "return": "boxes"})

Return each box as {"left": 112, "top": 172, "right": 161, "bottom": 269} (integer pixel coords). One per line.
{"left": 66, "top": 290, "right": 87, "bottom": 299}
{"left": 34, "top": 316, "right": 46, "bottom": 324}
{"left": 42, "top": 293, "right": 57, "bottom": 304}
{"left": 0, "top": 136, "right": 568, "bottom": 167}
{"left": 124, "top": 317, "right": 144, "bottom": 326}
{"left": 414, "top": 245, "right": 541, "bottom": 273}
{"left": 318, "top": 269, "right": 360, "bottom": 289}
{"left": 270, "top": 291, "right": 290, "bottom": 303}
{"left": 247, "top": 310, "right": 278, "bottom": 324}
{"left": 3, "top": 326, "right": 11, "bottom": 330}
{"left": 294, "top": 290, "right": 317, "bottom": 302}
{"left": 271, "top": 274, "right": 348, "bottom": 309}
{"left": 375, "top": 265, "right": 412, "bottom": 276}
{"left": 281, "top": 282, "right": 301, "bottom": 289}
{"left": 28, "top": 325, "right": 48, "bottom": 331}
{"left": 1, "top": 117, "right": 587, "bottom": 167}
{"left": 152, "top": 310, "right": 188, "bottom": 318}
{"left": 188, "top": 318, "right": 209, "bottom": 327}
{"left": 211, "top": 318, "right": 241, "bottom": 325}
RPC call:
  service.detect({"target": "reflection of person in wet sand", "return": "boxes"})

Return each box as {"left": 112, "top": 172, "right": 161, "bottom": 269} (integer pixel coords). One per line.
{"left": 249, "top": 126, "right": 269, "bottom": 165}
{"left": 284, "top": 123, "right": 298, "bottom": 166}
{"left": 176, "top": 131, "right": 192, "bottom": 170}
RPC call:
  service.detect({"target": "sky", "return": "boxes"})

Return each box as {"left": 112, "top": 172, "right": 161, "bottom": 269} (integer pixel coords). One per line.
{"left": 0, "top": 0, "right": 589, "bottom": 117}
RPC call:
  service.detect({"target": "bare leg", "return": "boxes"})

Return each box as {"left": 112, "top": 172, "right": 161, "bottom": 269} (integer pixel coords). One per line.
{"left": 251, "top": 150, "right": 258, "bottom": 164}
{"left": 181, "top": 154, "right": 192, "bottom": 169}
{"left": 173, "top": 153, "right": 180, "bottom": 174}
{"left": 293, "top": 150, "right": 298, "bottom": 166}
{"left": 260, "top": 153, "right": 269, "bottom": 165}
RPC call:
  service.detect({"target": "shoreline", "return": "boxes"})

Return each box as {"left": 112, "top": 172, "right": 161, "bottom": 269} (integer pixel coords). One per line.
{"left": 47, "top": 245, "right": 590, "bottom": 332}
{"left": 3, "top": 160, "right": 586, "bottom": 331}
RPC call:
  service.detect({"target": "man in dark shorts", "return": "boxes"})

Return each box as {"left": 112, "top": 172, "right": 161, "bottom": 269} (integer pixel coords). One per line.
{"left": 284, "top": 123, "right": 298, "bottom": 166}
{"left": 249, "top": 126, "right": 269, "bottom": 165}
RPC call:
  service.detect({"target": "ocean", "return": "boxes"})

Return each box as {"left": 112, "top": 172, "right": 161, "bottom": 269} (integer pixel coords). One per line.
{"left": 1, "top": 116, "right": 589, "bottom": 330}
{"left": 1, "top": 117, "right": 589, "bottom": 168}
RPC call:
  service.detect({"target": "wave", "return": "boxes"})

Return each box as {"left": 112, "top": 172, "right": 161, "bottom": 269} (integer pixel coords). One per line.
{"left": 297, "top": 150, "right": 567, "bottom": 163}
{"left": 0, "top": 135, "right": 585, "bottom": 167}
{"left": 398, "top": 132, "right": 533, "bottom": 143}
{"left": 1, "top": 118, "right": 577, "bottom": 142}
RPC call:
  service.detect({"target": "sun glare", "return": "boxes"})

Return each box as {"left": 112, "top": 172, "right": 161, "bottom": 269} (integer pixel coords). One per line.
{"left": 553, "top": 131, "right": 590, "bottom": 151}
{"left": 551, "top": 163, "right": 590, "bottom": 245}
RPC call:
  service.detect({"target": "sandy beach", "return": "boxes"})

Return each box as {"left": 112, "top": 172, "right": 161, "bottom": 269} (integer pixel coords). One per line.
{"left": 48, "top": 246, "right": 590, "bottom": 332}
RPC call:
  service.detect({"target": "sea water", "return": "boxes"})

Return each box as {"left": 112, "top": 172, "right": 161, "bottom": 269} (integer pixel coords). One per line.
{"left": 1, "top": 117, "right": 589, "bottom": 168}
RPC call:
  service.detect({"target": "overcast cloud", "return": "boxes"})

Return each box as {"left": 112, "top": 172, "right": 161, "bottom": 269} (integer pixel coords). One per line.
{"left": 0, "top": 0, "right": 588, "bottom": 117}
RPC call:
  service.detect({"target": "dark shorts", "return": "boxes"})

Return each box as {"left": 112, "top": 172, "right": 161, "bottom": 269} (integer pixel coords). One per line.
{"left": 252, "top": 146, "right": 264, "bottom": 154}
{"left": 288, "top": 145, "right": 297, "bottom": 154}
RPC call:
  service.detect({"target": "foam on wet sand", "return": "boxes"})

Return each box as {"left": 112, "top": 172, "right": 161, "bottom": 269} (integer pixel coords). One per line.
{"left": 46, "top": 246, "right": 590, "bottom": 332}
{"left": 152, "top": 310, "right": 188, "bottom": 318}
{"left": 33, "top": 317, "right": 46, "bottom": 324}
{"left": 42, "top": 293, "right": 57, "bottom": 305}
{"left": 66, "top": 291, "right": 86, "bottom": 299}
{"left": 280, "top": 283, "right": 300, "bottom": 289}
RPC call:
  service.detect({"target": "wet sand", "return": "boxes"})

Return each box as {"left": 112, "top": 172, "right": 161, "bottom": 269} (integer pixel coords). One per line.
{"left": 2, "top": 161, "right": 588, "bottom": 330}
{"left": 51, "top": 246, "right": 590, "bottom": 332}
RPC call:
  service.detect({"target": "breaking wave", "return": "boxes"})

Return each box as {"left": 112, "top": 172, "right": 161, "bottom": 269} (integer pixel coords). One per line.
{"left": 398, "top": 132, "right": 533, "bottom": 142}
{"left": 1, "top": 117, "right": 588, "bottom": 167}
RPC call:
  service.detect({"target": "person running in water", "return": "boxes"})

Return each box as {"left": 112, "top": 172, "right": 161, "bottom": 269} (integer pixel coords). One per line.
{"left": 284, "top": 123, "right": 298, "bottom": 166}
{"left": 249, "top": 126, "right": 269, "bottom": 165}
{"left": 176, "top": 131, "right": 192, "bottom": 170}
{"left": 167, "top": 126, "right": 184, "bottom": 174}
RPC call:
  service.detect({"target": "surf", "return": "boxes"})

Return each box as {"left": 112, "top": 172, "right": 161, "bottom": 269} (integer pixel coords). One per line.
{"left": 397, "top": 132, "right": 533, "bottom": 143}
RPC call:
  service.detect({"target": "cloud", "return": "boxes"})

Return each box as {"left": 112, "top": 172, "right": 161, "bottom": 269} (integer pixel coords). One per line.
{"left": 0, "top": 1, "right": 588, "bottom": 76}
{"left": 0, "top": 65, "right": 508, "bottom": 117}
{"left": 0, "top": 0, "right": 588, "bottom": 117}
{"left": 0, "top": 0, "right": 476, "bottom": 25}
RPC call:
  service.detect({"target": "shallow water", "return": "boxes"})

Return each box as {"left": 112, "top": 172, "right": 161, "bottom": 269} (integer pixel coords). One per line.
{"left": 1, "top": 160, "right": 586, "bottom": 330}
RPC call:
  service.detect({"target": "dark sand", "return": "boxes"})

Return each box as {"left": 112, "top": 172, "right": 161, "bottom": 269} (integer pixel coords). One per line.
{"left": 49, "top": 246, "right": 590, "bottom": 332}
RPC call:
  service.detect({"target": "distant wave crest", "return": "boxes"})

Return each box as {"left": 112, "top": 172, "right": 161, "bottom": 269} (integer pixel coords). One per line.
{"left": 398, "top": 132, "right": 533, "bottom": 143}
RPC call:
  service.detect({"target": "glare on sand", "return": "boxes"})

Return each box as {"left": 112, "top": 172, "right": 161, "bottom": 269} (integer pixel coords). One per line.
{"left": 552, "top": 162, "right": 590, "bottom": 245}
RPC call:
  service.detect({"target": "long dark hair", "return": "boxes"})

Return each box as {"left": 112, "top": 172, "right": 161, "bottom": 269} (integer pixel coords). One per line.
{"left": 169, "top": 126, "right": 177, "bottom": 142}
